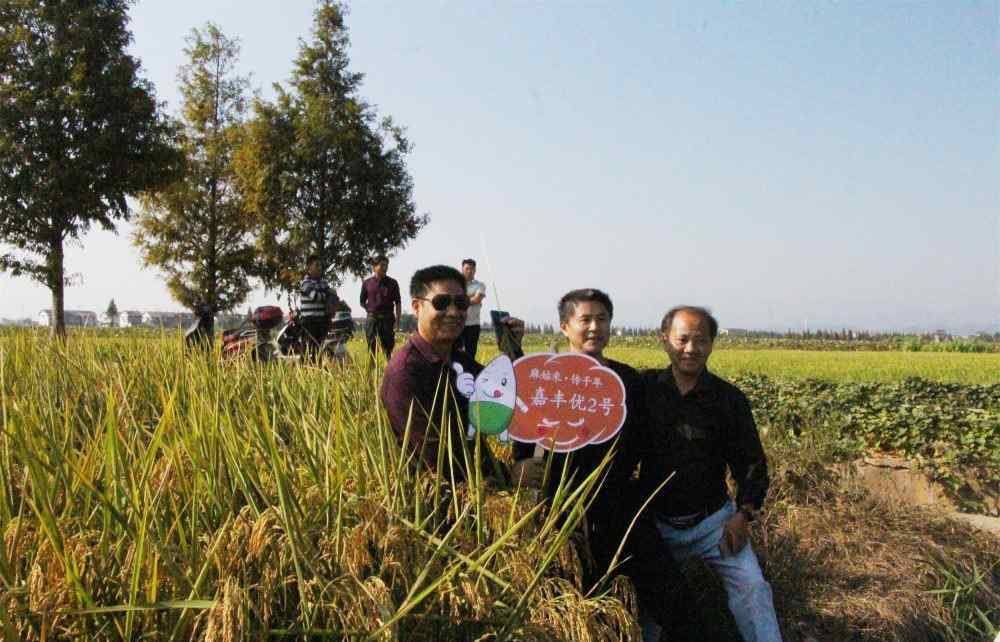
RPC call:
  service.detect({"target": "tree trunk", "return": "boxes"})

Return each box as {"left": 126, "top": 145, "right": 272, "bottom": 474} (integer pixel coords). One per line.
{"left": 49, "top": 235, "right": 66, "bottom": 339}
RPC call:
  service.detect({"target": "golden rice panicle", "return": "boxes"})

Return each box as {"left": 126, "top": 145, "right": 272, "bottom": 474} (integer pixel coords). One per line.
{"left": 203, "top": 577, "right": 248, "bottom": 642}
{"left": 343, "top": 520, "right": 375, "bottom": 577}
{"left": 215, "top": 505, "right": 256, "bottom": 575}
{"left": 528, "top": 577, "right": 640, "bottom": 642}
{"left": 246, "top": 506, "right": 284, "bottom": 564}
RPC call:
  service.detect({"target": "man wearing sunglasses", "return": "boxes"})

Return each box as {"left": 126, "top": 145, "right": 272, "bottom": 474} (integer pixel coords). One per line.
{"left": 380, "top": 264, "right": 524, "bottom": 482}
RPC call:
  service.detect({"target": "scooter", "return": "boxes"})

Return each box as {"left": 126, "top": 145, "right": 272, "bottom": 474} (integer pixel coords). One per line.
{"left": 220, "top": 302, "right": 354, "bottom": 364}
{"left": 221, "top": 305, "right": 285, "bottom": 362}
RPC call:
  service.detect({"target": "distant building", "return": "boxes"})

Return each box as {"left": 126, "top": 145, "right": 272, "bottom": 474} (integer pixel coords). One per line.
{"left": 0, "top": 318, "right": 35, "bottom": 327}
{"left": 141, "top": 311, "right": 195, "bottom": 328}
{"left": 719, "top": 328, "right": 749, "bottom": 337}
{"left": 118, "top": 311, "right": 144, "bottom": 328}
{"left": 37, "top": 309, "right": 98, "bottom": 327}
{"left": 929, "top": 329, "right": 951, "bottom": 343}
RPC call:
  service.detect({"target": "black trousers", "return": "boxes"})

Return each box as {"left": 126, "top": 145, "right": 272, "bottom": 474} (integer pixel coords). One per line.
{"left": 458, "top": 324, "right": 481, "bottom": 358}
{"left": 589, "top": 488, "right": 696, "bottom": 640}
{"left": 299, "top": 317, "right": 330, "bottom": 362}
{"left": 365, "top": 314, "right": 395, "bottom": 360}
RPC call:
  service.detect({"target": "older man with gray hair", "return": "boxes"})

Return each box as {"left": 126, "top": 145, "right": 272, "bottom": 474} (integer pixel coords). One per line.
{"left": 638, "top": 305, "right": 781, "bottom": 642}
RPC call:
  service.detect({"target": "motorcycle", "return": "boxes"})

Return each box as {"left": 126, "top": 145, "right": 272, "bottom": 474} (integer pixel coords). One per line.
{"left": 220, "top": 303, "right": 354, "bottom": 363}
{"left": 220, "top": 305, "right": 285, "bottom": 362}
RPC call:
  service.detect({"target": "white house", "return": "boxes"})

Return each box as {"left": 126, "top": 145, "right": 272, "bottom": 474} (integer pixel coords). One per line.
{"left": 719, "top": 328, "right": 749, "bottom": 337}
{"left": 37, "top": 310, "right": 98, "bottom": 328}
{"left": 118, "top": 311, "right": 144, "bottom": 328}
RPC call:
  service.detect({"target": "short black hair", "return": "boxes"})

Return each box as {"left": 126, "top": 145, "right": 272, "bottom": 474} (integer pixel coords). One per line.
{"left": 660, "top": 305, "right": 718, "bottom": 339}
{"left": 372, "top": 254, "right": 389, "bottom": 265}
{"left": 558, "top": 288, "right": 614, "bottom": 323}
{"left": 306, "top": 254, "right": 321, "bottom": 265}
{"left": 461, "top": 258, "right": 477, "bottom": 268}
{"left": 410, "top": 265, "right": 466, "bottom": 298}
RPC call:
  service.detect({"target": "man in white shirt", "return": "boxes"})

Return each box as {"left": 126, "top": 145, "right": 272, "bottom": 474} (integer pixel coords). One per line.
{"left": 459, "top": 258, "right": 487, "bottom": 358}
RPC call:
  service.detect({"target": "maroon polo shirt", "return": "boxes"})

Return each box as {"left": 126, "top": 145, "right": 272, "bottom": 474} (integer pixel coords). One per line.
{"left": 380, "top": 332, "right": 482, "bottom": 474}
{"left": 360, "top": 275, "right": 401, "bottom": 316}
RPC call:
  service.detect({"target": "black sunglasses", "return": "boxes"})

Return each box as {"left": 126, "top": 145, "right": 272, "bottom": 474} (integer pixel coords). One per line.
{"left": 415, "top": 294, "right": 470, "bottom": 311}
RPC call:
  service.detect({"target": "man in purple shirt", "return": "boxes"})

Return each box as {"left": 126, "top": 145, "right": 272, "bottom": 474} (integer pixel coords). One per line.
{"left": 359, "top": 255, "right": 402, "bottom": 361}
{"left": 380, "top": 264, "right": 524, "bottom": 481}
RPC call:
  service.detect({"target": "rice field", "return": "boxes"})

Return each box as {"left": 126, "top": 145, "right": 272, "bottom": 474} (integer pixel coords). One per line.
{"left": 0, "top": 330, "right": 997, "bottom": 641}
{"left": 478, "top": 342, "right": 1000, "bottom": 384}
{"left": 611, "top": 347, "right": 1000, "bottom": 384}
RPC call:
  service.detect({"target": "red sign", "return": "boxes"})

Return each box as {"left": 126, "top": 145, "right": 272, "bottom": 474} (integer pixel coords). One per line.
{"left": 508, "top": 353, "right": 627, "bottom": 453}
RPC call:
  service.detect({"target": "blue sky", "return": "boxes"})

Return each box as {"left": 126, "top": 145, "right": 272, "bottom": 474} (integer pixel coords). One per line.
{"left": 2, "top": 1, "right": 997, "bottom": 332}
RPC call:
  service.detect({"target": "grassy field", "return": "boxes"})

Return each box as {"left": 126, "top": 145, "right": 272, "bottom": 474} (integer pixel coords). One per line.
{"left": 0, "top": 331, "right": 997, "bottom": 641}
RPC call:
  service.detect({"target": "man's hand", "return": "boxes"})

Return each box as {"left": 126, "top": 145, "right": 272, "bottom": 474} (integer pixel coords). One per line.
{"left": 503, "top": 317, "right": 525, "bottom": 344}
{"left": 511, "top": 458, "right": 545, "bottom": 488}
{"left": 719, "top": 508, "right": 751, "bottom": 557}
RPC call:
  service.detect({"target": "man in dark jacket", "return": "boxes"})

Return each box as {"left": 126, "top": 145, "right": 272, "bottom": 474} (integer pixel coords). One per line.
{"left": 638, "top": 305, "right": 781, "bottom": 642}
{"left": 380, "top": 264, "right": 523, "bottom": 482}
{"left": 511, "top": 289, "right": 692, "bottom": 641}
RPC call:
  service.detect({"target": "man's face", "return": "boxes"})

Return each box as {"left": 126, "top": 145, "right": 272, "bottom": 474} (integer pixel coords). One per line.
{"left": 373, "top": 260, "right": 388, "bottom": 278}
{"left": 462, "top": 263, "right": 476, "bottom": 282}
{"left": 307, "top": 260, "right": 322, "bottom": 277}
{"left": 663, "top": 310, "right": 714, "bottom": 377}
{"left": 560, "top": 300, "right": 611, "bottom": 357}
{"left": 412, "top": 279, "right": 467, "bottom": 345}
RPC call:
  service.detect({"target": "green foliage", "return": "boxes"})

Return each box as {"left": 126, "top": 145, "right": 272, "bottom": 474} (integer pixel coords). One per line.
{"left": 925, "top": 554, "right": 1000, "bottom": 641}
{"left": 0, "top": 0, "right": 180, "bottom": 336}
{"left": 233, "top": 1, "right": 427, "bottom": 292}
{"left": 134, "top": 23, "right": 254, "bottom": 314}
{"left": 737, "top": 374, "right": 1000, "bottom": 513}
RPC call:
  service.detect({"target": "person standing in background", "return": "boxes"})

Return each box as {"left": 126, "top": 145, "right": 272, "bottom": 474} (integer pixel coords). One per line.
{"left": 360, "top": 255, "right": 402, "bottom": 361}
{"left": 299, "top": 255, "right": 337, "bottom": 362}
{"left": 459, "top": 258, "right": 487, "bottom": 358}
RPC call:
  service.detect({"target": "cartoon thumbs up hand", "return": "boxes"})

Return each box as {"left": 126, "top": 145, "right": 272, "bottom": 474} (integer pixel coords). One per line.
{"left": 452, "top": 362, "right": 475, "bottom": 399}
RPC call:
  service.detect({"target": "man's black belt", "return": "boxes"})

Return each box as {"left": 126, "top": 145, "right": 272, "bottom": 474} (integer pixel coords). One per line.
{"left": 660, "top": 498, "right": 728, "bottom": 530}
{"left": 367, "top": 312, "right": 394, "bottom": 319}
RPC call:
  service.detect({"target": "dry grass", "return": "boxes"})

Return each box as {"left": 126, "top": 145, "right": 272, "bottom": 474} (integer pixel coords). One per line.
{"left": 739, "top": 436, "right": 1000, "bottom": 642}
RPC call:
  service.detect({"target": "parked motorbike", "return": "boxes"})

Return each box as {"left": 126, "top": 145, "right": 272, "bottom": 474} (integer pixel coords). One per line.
{"left": 220, "top": 304, "right": 354, "bottom": 363}
{"left": 220, "top": 305, "right": 284, "bottom": 362}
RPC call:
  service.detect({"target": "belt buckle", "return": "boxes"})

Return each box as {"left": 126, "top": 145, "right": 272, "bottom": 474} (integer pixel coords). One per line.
{"left": 665, "top": 510, "right": 706, "bottom": 530}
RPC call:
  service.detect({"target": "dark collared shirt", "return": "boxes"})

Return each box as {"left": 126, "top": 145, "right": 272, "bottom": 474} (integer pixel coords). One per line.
{"left": 512, "top": 359, "right": 644, "bottom": 526}
{"left": 360, "top": 276, "right": 401, "bottom": 316}
{"left": 380, "top": 332, "right": 517, "bottom": 479}
{"left": 638, "top": 367, "right": 770, "bottom": 518}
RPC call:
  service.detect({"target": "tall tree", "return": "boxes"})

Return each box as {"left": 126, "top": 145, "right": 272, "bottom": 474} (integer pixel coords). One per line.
{"left": 105, "top": 298, "right": 119, "bottom": 327}
{"left": 0, "top": 0, "right": 180, "bottom": 337}
{"left": 134, "top": 24, "right": 254, "bottom": 315}
{"left": 233, "top": 1, "right": 427, "bottom": 293}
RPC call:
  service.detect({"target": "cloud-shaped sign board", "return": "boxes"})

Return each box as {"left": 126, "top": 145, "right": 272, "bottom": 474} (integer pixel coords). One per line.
{"left": 508, "top": 353, "right": 627, "bottom": 453}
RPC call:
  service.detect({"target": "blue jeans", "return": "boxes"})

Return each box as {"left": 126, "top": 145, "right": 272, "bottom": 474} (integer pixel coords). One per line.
{"left": 642, "top": 500, "right": 782, "bottom": 642}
